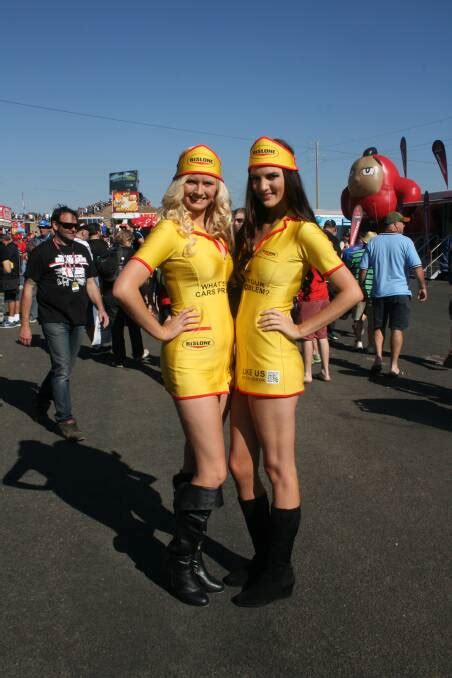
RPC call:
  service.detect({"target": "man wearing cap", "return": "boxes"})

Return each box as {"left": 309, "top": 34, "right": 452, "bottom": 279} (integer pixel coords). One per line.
{"left": 359, "top": 211, "right": 427, "bottom": 376}
{"left": 27, "top": 220, "right": 53, "bottom": 251}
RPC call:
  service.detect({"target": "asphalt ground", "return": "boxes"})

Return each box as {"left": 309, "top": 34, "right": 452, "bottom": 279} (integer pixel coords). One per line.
{"left": 0, "top": 281, "right": 450, "bottom": 678}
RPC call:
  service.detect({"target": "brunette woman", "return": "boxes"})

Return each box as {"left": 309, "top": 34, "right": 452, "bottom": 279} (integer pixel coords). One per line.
{"left": 227, "top": 137, "right": 362, "bottom": 607}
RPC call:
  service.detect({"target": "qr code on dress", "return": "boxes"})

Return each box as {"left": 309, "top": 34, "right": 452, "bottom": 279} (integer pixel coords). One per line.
{"left": 266, "top": 370, "right": 280, "bottom": 384}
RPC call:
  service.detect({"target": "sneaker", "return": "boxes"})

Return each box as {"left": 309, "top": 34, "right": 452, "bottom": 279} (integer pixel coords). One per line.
{"left": 57, "top": 420, "right": 85, "bottom": 441}
{"left": 312, "top": 353, "right": 322, "bottom": 364}
{"left": 0, "top": 319, "right": 19, "bottom": 328}
{"left": 328, "top": 332, "right": 339, "bottom": 341}
{"left": 354, "top": 340, "right": 364, "bottom": 350}
{"left": 133, "top": 348, "right": 151, "bottom": 363}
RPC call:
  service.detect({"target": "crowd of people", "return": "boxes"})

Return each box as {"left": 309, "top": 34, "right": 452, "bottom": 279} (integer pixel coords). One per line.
{"left": 0, "top": 135, "right": 446, "bottom": 611}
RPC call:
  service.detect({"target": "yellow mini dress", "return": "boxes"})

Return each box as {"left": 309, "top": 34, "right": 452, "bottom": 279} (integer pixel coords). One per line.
{"left": 133, "top": 219, "right": 234, "bottom": 399}
{"left": 235, "top": 216, "right": 343, "bottom": 397}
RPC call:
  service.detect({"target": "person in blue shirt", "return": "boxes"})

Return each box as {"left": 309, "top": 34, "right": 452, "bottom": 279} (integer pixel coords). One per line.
{"left": 343, "top": 226, "right": 377, "bottom": 350}
{"left": 359, "top": 211, "right": 427, "bottom": 377}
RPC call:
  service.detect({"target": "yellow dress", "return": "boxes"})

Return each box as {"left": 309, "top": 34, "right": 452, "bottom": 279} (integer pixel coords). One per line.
{"left": 235, "top": 216, "right": 343, "bottom": 396}
{"left": 133, "top": 219, "right": 234, "bottom": 399}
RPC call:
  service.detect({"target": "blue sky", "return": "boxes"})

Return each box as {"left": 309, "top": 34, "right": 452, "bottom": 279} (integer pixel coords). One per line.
{"left": 1, "top": 0, "right": 451, "bottom": 214}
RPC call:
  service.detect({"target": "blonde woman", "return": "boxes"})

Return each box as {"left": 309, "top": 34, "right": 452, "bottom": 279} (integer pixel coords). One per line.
{"left": 114, "top": 145, "right": 234, "bottom": 606}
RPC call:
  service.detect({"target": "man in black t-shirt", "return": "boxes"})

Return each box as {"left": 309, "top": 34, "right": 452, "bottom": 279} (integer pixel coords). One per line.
{"left": 0, "top": 233, "right": 21, "bottom": 328}
{"left": 19, "top": 206, "right": 109, "bottom": 441}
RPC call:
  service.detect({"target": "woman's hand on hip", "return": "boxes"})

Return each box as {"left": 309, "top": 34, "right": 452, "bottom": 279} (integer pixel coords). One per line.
{"left": 161, "top": 307, "right": 201, "bottom": 341}
{"left": 258, "top": 308, "right": 300, "bottom": 340}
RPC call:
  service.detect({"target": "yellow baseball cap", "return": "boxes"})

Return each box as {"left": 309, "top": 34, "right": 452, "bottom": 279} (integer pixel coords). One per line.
{"left": 248, "top": 136, "right": 298, "bottom": 171}
{"left": 175, "top": 145, "right": 223, "bottom": 181}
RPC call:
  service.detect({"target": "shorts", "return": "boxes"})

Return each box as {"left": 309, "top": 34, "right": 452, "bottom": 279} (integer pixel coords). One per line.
{"left": 4, "top": 287, "right": 20, "bottom": 302}
{"left": 299, "top": 299, "right": 329, "bottom": 340}
{"left": 373, "top": 295, "right": 411, "bottom": 331}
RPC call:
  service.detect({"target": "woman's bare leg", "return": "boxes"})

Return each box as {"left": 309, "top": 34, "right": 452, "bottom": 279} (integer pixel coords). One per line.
{"left": 229, "top": 391, "right": 264, "bottom": 500}
{"left": 302, "top": 340, "right": 313, "bottom": 382}
{"left": 249, "top": 395, "right": 300, "bottom": 509}
{"left": 174, "top": 395, "right": 227, "bottom": 487}
{"left": 232, "top": 395, "right": 301, "bottom": 607}
{"left": 318, "top": 337, "right": 331, "bottom": 380}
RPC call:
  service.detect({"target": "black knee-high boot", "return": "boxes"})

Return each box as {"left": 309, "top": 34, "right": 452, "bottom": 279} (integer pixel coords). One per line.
{"left": 172, "top": 472, "right": 224, "bottom": 594}
{"left": 168, "top": 483, "right": 223, "bottom": 606}
{"left": 232, "top": 505, "right": 301, "bottom": 607}
{"left": 223, "top": 493, "right": 270, "bottom": 586}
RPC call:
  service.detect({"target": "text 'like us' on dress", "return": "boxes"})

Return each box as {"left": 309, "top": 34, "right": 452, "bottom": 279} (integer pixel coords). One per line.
{"left": 133, "top": 219, "right": 234, "bottom": 399}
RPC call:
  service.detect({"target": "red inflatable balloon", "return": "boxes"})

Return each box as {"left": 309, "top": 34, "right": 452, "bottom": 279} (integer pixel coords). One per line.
{"left": 341, "top": 147, "right": 421, "bottom": 221}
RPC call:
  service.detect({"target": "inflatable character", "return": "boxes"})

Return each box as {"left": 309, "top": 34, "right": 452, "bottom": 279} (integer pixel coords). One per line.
{"left": 341, "top": 147, "right": 421, "bottom": 221}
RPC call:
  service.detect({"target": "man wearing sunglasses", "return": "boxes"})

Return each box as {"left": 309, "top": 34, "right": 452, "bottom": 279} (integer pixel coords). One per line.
{"left": 19, "top": 206, "right": 109, "bottom": 441}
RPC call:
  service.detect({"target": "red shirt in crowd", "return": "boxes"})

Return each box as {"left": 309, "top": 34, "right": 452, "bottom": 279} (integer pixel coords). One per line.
{"left": 298, "top": 267, "right": 329, "bottom": 302}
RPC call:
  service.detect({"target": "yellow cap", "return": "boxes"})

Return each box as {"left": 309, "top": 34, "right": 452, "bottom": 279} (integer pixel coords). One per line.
{"left": 248, "top": 136, "right": 298, "bottom": 171}
{"left": 175, "top": 145, "right": 223, "bottom": 181}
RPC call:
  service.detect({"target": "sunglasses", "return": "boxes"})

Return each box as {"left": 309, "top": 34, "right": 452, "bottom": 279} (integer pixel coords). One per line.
{"left": 56, "top": 220, "right": 78, "bottom": 230}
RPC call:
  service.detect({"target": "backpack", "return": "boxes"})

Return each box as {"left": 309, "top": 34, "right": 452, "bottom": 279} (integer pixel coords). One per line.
{"left": 94, "top": 244, "right": 132, "bottom": 282}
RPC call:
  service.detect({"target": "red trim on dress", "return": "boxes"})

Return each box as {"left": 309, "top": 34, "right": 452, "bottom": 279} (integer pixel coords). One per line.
{"left": 192, "top": 230, "right": 229, "bottom": 255}
{"left": 130, "top": 256, "right": 154, "bottom": 274}
{"left": 173, "top": 390, "right": 230, "bottom": 400}
{"left": 235, "top": 388, "right": 304, "bottom": 398}
{"left": 184, "top": 326, "right": 212, "bottom": 332}
{"left": 323, "top": 263, "right": 345, "bottom": 277}
{"left": 253, "top": 225, "right": 287, "bottom": 254}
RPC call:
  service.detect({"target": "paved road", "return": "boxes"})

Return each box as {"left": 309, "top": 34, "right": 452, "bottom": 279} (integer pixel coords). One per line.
{"left": 0, "top": 281, "right": 450, "bottom": 677}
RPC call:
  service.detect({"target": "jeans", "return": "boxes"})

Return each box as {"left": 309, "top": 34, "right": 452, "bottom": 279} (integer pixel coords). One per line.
{"left": 103, "top": 291, "right": 144, "bottom": 364}
{"left": 39, "top": 323, "right": 85, "bottom": 422}
{"left": 30, "top": 287, "right": 38, "bottom": 321}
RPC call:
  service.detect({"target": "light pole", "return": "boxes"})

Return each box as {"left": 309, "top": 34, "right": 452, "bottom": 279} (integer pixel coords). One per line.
{"left": 315, "top": 141, "right": 320, "bottom": 210}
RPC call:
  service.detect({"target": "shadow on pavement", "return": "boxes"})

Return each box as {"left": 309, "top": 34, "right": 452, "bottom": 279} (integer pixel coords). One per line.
{"left": 330, "top": 356, "right": 371, "bottom": 378}
{"left": 19, "top": 335, "right": 49, "bottom": 351}
{"left": 381, "top": 374, "right": 452, "bottom": 405}
{"left": 2, "top": 439, "right": 243, "bottom": 594}
{"left": 78, "top": 346, "right": 163, "bottom": 385}
{"left": 0, "top": 375, "right": 38, "bottom": 416}
{"left": 355, "top": 398, "right": 452, "bottom": 433}
{"left": 400, "top": 353, "right": 448, "bottom": 371}
{"left": 0, "top": 376, "right": 58, "bottom": 433}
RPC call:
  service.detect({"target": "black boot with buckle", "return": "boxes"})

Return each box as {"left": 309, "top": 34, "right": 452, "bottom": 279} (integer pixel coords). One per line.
{"left": 167, "top": 482, "right": 224, "bottom": 606}
{"left": 172, "top": 472, "right": 224, "bottom": 594}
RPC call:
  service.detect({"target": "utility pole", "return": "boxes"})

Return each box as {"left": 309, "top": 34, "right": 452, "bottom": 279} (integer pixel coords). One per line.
{"left": 315, "top": 141, "right": 320, "bottom": 210}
